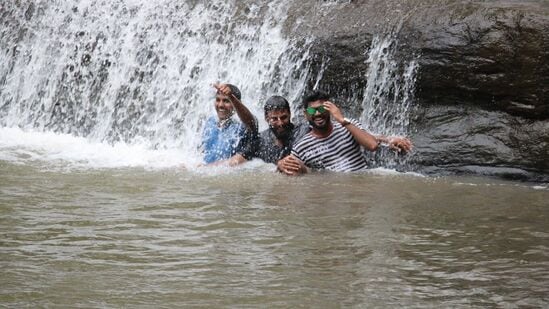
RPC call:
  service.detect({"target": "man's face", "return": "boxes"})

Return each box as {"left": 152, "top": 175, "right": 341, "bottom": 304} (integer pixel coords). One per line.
{"left": 305, "top": 100, "right": 330, "bottom": 131}
{"left": 215, "top": 93, "right": 234, "bottom": 120}
{"left": 266, "top": 109, "right": 292, "bottom": 139}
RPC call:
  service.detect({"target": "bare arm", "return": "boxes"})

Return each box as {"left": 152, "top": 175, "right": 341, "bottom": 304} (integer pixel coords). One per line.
{"left": 213, "top": 83, "right": 257, "bottom": 132}
{"left": 323, "top": 101, "right": 413, "bottom": 153}
{"left": 374, "top": 135, "right": 413, "bottom": 153}
{"left": 322, "top": 101, "right": 378, "bottom": 151}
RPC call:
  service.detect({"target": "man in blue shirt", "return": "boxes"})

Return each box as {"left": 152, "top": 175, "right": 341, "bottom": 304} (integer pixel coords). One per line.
{"left": 201, "top": 83, "right": 257, "bottom": 166}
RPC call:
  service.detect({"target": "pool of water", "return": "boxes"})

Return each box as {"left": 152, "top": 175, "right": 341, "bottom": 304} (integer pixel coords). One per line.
{"left": 1, "top": 161, "right": 548, "bottom": 307}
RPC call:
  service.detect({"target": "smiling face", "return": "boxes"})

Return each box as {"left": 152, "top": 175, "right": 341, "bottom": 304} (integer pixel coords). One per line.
{"left": 214, "top": 93, "right": 234, "bottom": 121}
{"left": 305, "top": 100, "right": 330, "bottom": 132}
{"left": 266, "top": 108, "right": 292, "bottom": 140}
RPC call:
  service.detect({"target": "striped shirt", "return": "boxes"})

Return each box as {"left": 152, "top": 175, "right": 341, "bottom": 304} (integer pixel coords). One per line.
{"left": 291, "top": 119, "right": 368, "bottom": 172}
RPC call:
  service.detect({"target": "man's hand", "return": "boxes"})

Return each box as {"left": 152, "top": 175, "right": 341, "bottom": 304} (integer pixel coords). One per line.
{"left": 321, "top": 101, "right": 345, "bottom": 124}
{"left": 212, "top": 82, "right": 256, "bottom": 132}
{"left": 213, "top": 83, "right": 234, "bottom": 100}
{"left": 277, "top": 155, "right": 307, "bottom": 176}
{"left": 387, "top": 136, "right": 413, "bottom": 153}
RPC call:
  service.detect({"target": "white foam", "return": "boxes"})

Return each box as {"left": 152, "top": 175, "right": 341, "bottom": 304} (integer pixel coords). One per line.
{"left": 0, "top": 126, "right": 196, "bottom": 169}
{"left": 367, "top": 167, "right": 425, "bottom": 178}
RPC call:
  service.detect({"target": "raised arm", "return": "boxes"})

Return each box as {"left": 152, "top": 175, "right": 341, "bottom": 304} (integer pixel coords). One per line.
{"left": 213, "top": 83, "right": 257, "bottom": 132}
{"left": 322, "top": 101, "right": 413, "bottom": 153}
{"left": 322, "top": 101, "right": 379, "bottom": 151}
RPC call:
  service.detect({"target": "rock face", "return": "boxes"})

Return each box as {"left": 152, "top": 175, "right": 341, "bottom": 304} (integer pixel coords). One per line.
{"left": 286, "top": 0, "right": 549, "bottom": 181}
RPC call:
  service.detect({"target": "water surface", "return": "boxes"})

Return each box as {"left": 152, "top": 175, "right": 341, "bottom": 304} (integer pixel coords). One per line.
{"left": 1, "top": 162, "right": 547, "bottom": 308}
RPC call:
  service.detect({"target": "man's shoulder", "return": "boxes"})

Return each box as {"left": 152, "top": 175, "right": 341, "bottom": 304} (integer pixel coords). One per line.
{"left": 290, "top": 123, "right": 310, "bottom": 142}
{"left": 259, "top": 128, "right": 272, "bottom": 137}
{"left": 202, "top": 117, "right": 218, "bottom": 137}
{"left": 293, "top": 122, "right": 310, "bottom": 134}
{"left": 256, "top": 128, "right": 274, "bottom": 142}
{"left": 224, "top": 118, "right": 247, "bottom": 133}
{"left": 292, "top": 131, "right": 315, "bottom": 149}
{"left": 204, "top": 116, "right": 217, "bottom": 126}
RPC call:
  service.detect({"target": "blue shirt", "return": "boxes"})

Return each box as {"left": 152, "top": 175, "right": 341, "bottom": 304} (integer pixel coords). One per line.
{"left": 201, "top": 116, "right": 251, "bottom": 164}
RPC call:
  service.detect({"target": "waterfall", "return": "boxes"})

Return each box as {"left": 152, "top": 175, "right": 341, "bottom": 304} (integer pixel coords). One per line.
{"left": 361, "top": 35, "right": 417, "bottom": 136}
{"left": 0, "top": 0, "right": 311, "bottom": 161}
{"left": 360, "top": 33, "right": 418, "bottom": 168}
{"left": 1, "top": 0, "right": 419, "bottom": 170}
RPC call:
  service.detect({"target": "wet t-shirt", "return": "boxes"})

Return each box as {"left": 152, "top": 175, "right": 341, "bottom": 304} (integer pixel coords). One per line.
{"left": 291, "top": 119, "right": 368, "bottom": 172}
{"left": 252, "top": 123, "right": 309, "bottom": 163}
{"left": 201, "top": 117, "right": 255, "bottom": 164}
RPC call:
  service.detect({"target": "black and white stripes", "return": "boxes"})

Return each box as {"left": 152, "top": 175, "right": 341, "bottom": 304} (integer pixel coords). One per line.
{"left": 291, "top": 119, "right": 368, "bottom": 172}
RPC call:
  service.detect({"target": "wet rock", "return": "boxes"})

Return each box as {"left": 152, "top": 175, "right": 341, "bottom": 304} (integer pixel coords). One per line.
{"left": 411, "top": 105, "right": 549, "bottom": 180}
{"left": 286, "top": 0, "right": 549, "bottom": 180}
{"left": 404, "top": 2, "right": 549, "bottom": 119}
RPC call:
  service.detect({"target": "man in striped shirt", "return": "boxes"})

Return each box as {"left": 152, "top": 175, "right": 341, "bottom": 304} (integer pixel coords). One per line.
{"left": 279, "top": 91, "right": 412, "bottom": 175}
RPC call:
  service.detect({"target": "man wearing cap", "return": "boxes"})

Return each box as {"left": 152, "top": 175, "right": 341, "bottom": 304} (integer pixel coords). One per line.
{"left": 200, "top": 83, "right": 257, "bottom": 166}
{"left": 280, "top": 91, "right": 413, "bottom": 175}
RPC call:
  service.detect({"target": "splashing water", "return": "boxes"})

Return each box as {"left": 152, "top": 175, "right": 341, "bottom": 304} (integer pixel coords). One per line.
{"left": 360, "top": 34, "right": 418, "bottom": 168}
{"left": 0, "top": 0, "right": 311, "bottom": 168}
{"left": 0, "top": 0, "right": 419, "bottom": 170}
{"left": 361, "top": 34, "right": 417, "bottom": 136}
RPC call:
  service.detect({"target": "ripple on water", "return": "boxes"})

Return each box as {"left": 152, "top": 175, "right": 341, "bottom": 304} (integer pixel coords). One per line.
{"left": 1, "top": 162, "right": 549, "bottom": 307}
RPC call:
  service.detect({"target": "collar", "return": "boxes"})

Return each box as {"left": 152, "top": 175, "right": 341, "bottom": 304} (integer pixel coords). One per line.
{"left": 217, "top": 117, "right": 234, "bottom": 129}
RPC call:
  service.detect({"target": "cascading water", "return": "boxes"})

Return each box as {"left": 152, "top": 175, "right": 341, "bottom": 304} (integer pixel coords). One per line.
{"left": 0, "top": 0, "right": 418, "bottom": 170}
{"left": 0, "top": 0, "right": 311, "bottom": 167}
{"left": 360, "top": 33, "right": 418, "bottom": 169}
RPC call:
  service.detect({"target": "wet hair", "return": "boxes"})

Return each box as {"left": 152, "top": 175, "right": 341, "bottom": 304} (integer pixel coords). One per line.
{"left": 263, "top": 96, "right": 290, "bottom": 116}
{"left": 302, "top": 90, "right": 330, "bottom": 110}
{"left": 224, "top": 84, "right": 241, "bottom": 101}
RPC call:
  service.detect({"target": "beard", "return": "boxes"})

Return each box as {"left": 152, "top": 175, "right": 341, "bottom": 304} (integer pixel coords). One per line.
{"left": 308, "top": 115, "right": 330, "bottom": 131}
{"left": 270, "top": 123, "right": 293, "bottom": 141}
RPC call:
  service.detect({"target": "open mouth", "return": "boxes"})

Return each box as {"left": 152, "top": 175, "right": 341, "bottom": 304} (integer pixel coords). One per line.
{"left": 216, "top": 108, "right": 231, "bottom": 117}
{"left": 313, "top": 116, "right": 326, "bottom": 126}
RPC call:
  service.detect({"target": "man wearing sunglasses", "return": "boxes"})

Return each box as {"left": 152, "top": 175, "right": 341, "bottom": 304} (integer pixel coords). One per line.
{"left": 278, "top": 91, "right": 413, "bottom": 175}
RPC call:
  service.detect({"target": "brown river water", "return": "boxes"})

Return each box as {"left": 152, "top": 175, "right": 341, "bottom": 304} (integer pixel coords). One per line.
{"left": 1, "top": 162, "right": 548, "bottom": 308}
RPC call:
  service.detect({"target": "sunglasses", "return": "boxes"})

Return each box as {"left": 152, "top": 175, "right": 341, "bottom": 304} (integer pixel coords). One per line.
{"left": 306, "top": 105, "right": 327, "bottom": 115}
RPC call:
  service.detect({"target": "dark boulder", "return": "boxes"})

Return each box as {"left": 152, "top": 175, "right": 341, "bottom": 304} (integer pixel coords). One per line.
{"left": 285, "top": 0, "right": 549, "bottom": 180}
